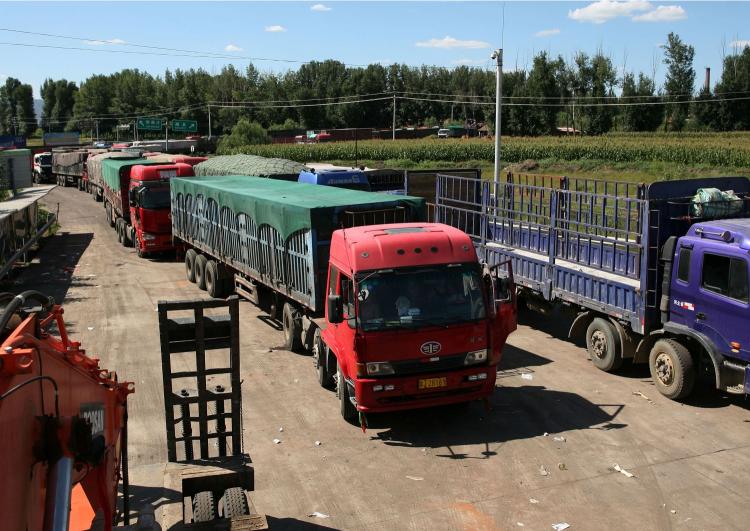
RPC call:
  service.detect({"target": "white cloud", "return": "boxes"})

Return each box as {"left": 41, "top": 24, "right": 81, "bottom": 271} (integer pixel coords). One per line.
{"left": 535, "top": 28, "right": 561, "bottom": 37}
{"left": 415, "top": 36, "right": 490, "bottom": 49}
{"left": 310, "top": 3, "right": 331, "bottom": 11}
{"left": 633, "top": 5, "right": 686, "bottom": 22}
{"left": 451, "top": 59, "right": 486, "bottom": 66}
{"left": 85, "top": 38, "right": 127, "bottom": 46}
{"left": 265, "top": 25, "right": 286, "bottom": 33}
{"left": 731, "top": 40, "right": 750, "bottom": 49}
{"left": 568, "top": 0, "right": 652, "bottom": 24}
{"left": 225, "top": 44, "right": 243, "bottom": 52}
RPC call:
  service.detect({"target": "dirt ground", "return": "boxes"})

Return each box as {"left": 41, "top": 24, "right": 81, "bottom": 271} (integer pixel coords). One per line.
{"left": 13, "top": 186, "right": 750, "bottom": 530}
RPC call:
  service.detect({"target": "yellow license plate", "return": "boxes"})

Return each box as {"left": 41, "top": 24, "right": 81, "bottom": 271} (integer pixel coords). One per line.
{"left": 418, "top": 377, "right": 448, "bottom": 390}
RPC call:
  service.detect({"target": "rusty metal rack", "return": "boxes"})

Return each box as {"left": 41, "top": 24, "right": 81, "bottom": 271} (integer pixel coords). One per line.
{"left": 158, "top": 296, "right": 242, "bottom": 462}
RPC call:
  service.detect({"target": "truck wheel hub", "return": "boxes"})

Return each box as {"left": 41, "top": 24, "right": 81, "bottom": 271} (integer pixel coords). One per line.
{"left": 655, "top": 353, "right": 674, "bottom": 385}
{"left": 591, "top": 330, "right": 607, "bottom": 359}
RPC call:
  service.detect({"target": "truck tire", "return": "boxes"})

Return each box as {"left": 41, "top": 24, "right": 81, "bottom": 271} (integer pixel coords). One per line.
{"left": 205, "top": 260, "right": 226, "bottom": 298}
{"left": 192, "top": 491, "right": 216, "bottom": 523}
{"left": 586, "top": 318, "right": 623, "bottom": 372}
{"left": 282, "top": 302, "right": 302, "bottom": 351}
{"left": 195, "top": 255, "right": 208, "bottom": 290}
{"left": 185, "top": 249, "right": 197, "bottom": 283}
{"left": 314, "top": 328, "right": 333, "bottom": 388}
{"left": 218, "top": 487, "right": 249, "bottom": 519}
{"left": 124, "top": 224, "right": 133, "bottom": 248}
{"left": 337, "top": 365, "right": 357, "bottom": 422}
{"left": 116, "top": 219, "right": 123, "bottom": 244}
{"left": 649, "top": 339, "right": 695, "bottom": 400}
{"left": 105, "top": 203, "right": 115, "bottom": 228}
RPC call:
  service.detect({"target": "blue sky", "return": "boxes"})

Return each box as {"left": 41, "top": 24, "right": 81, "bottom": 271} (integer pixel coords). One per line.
{"left": 1, "top": 1, "right": 749, "bottom": 98}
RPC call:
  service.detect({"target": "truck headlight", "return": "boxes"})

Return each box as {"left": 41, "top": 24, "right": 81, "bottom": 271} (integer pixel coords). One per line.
{"left": 366, "top": 361, "right": 395, "bottom": 376}
{"left": 464, "top": 349, "right": 488, "bottom": 366}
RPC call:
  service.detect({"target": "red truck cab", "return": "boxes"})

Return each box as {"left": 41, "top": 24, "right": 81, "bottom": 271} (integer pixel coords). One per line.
{"left": 320, "top": 223, "right": 517, "bottom": 420}
{"left": 127, "top": 163, "right": 193, "bottom": 255}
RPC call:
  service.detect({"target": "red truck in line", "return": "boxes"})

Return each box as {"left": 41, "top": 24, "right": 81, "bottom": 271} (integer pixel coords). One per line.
{"left": 319, "top": 223, "right": 518, "bottom": 419}
{"left": 101, "top": 158, "right": 194, "bottom": 256}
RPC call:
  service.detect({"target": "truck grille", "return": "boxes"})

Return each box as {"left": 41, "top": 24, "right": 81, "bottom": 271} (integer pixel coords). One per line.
{"left": 390, "top": 353, "right": 467, "bottom": 376}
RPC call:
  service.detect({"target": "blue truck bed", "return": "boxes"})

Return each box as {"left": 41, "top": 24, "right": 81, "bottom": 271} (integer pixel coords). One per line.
{"left": 435, "top": 173, "right": 750, "bottom": 335}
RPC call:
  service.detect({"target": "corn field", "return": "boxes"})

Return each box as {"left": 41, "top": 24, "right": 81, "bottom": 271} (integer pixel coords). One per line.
{"left": 221, "top": 135, "right": 750, "bottom": 167}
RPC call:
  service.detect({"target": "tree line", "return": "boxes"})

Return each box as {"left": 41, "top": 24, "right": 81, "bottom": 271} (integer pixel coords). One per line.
{"left": 1, "top": 32, "right": 749, "bottom": 139}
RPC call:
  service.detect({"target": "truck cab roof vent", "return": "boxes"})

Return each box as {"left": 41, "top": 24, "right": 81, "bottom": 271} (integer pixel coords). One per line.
{"left": 694, "top": 227, "right": 733, "bottom": 242}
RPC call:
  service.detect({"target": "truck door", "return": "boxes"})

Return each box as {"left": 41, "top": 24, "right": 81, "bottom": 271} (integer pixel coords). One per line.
{"left": 693, "top": 246, "right": 750, "bottom": 361}
{"left": 667, "top": 242, "right": 695, "bottom": 327}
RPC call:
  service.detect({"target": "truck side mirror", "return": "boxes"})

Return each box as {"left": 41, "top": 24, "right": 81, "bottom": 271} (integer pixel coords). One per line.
{"left": 494, "top": 277, "right": 514, "bottom": 304}
{"left": 327, "top": 294, "right": 343, "bottom": 324}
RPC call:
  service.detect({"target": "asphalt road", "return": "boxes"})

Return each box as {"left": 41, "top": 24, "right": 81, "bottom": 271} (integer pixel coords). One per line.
{"left": 15, "top": 185, "right": 750, "bottom": 530}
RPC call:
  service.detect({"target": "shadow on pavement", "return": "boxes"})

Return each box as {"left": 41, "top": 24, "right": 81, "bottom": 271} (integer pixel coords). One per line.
{"left": 118, "top": 483, "right": 181, "bottom": 526}
{"left": 368, "top": 385, "right": 625, "bottom": 458}
{"left": 5, "top": 230, "right": 94, "bottom": 306}
{"left": 266, "top": 516, "right": 340, "bottom": 530}
{"left": 498, "top": 343, "right": 553, "bottom": 372}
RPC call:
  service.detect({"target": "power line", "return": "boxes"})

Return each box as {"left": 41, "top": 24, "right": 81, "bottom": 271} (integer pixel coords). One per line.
{"left": 0, "top": 28, "right": 368, "bottom": 66}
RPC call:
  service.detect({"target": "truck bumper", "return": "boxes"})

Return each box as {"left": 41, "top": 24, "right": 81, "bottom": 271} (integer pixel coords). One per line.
{"left": 353, "top": 366, "right": 496, "bottom": 413}
{"left": 139, "top": 233, "right": 174, "bottom": 253}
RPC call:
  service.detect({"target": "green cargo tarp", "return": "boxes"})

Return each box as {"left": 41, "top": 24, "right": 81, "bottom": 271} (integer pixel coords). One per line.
{"left": 171, "top": 175, "right": 425, "bottom": 239}
{"left": 101, "top": 158, "right": 160, "bottom": 191}
{"left": 194, "top": 154, "right": 307, "bottom": 180}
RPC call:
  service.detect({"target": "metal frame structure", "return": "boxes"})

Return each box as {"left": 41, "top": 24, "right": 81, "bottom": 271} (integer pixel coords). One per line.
{"left": 158, "top": 296, "right": 242, "bottom": 462}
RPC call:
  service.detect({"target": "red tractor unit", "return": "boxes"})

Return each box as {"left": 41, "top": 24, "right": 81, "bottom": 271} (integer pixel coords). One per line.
{"left": 100, "top": 159, "right": 194, "bottom": 256}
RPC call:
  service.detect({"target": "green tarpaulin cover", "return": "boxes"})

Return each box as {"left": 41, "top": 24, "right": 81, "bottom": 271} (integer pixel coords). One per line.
{"left": 171, "top": 175, "right": 425, "bottom": 239}
{"left": 100, "top": 158, "right": 159, "bottom": 191}
{"left": 194, "top": 154, "right": 307, "bottom": 180}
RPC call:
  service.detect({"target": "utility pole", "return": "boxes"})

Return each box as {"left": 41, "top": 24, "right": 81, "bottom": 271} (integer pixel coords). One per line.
{"left": 95, "top": 119, "right": 99, "bottom": 143}
{"left": 392, "top": 93, "right": 396, "bottom": 141}
{"left": 165, "top": 119, "right": 169, "bottom": 152}
{"left": 492, "top": 49, "right": 503, "bottom": 188}
{"left": 208, "top": 105, "right": 212, "bottom": 139}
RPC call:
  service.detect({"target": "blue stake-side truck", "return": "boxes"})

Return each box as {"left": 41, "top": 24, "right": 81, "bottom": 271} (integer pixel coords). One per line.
{"left": 435, "top": 172, "right": 750, "bottom": 400}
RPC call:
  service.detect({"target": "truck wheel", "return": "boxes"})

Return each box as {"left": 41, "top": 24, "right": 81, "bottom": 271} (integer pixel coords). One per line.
{"left": 586, "top": 318, "right": 623, "bottom": 372}
{"left": 116, "top": 219, "right": 123, "bottom": 244}
{"left": 195, "top": 255, "right": 208, "bottom": 290}
{"left": 192, "top": 491, "right": 216, "bottom": 523}
{"left": 124, "top": 224, "right": 133, "bottom": 248}
{"left": 205, "top": 260, "right": 225, "bottom": 298}
{"left": 337, "top": 365, "right": 357, "bottom": 422}
{"left": 218, "top": 487, "right": 249, "bottom": 519}
{"left": 282, "top": 302, "right": 302, "bottom": 351}
{"left": 314, "top": 328, "right": 333, "bottom": 388}
{"left": 185, "top": 249, "right": 197, "bottom": 283}
{"left": 649, "top": 339, "right": 695, "bottom": 400}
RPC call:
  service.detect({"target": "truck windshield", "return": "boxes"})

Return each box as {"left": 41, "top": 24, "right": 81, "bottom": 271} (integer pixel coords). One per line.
{"left": 38, "top": 155, "right": 51, "bottom": 165}
{"left": 140, "top": 185, "right": 171, "bottom": 209}
{"left": 356, "top": 263, "right": 486, "bottom": 331}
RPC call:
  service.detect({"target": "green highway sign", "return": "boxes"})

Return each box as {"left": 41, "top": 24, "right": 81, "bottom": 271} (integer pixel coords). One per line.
{"left": 137, "top": 117, "right": 163, "bottom": 131}
{"left": 171, "top": 119, "right": 198, "bottom": 133}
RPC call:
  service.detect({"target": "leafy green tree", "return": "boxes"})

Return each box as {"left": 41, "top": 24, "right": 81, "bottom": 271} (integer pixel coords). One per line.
{"left": 621, "top": 72, "right": 662, "bottom": 131}
{"left": 662, "top": 32, "right": 695, "bottom": 131}
{"left": 713, "top": 45, "right": 750, "bottom": 130}
{"left": 218, "top": 118, "right": 269, "bottom": 150}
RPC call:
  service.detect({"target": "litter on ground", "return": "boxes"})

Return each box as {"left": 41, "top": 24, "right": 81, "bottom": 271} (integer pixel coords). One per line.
{"left": 551, "top": 523, "right": 570, "bottom": 531}
{"left": 308, "top": 512, "right": 330, "bottom": 519}
{"left": 613, "top": 464, "right": 635, "bottom": 478}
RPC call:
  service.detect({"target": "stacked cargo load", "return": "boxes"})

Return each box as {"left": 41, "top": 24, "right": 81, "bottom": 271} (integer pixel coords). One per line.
{"left": 144, "top": 153, "right": 208, "bottom": 167}
{"left": 171, "top": 175, "right": 425, "bottom": 311}
{"left": 87, "top": 151, "right": 142, "bottom": 201}
{"left": 194, "top": 154, "right": 308, "bottom": 181}
{"left": 52, "top": 148, "right": 88, "bottom": 188}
